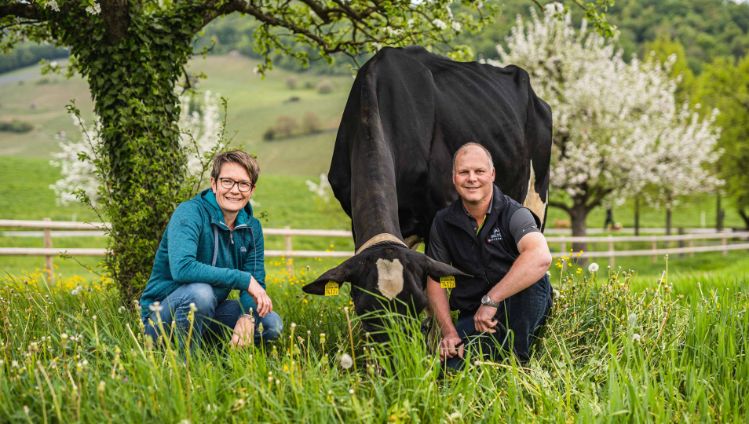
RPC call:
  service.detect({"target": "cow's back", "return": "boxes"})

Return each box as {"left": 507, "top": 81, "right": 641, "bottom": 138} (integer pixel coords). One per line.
{"left": 329, "top": 46, "right": 552, "bottom": 241}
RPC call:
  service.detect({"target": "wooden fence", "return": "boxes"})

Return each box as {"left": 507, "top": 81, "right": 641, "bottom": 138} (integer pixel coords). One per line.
{"left": 2, "top": 219, "right": 749, "bottom": 282}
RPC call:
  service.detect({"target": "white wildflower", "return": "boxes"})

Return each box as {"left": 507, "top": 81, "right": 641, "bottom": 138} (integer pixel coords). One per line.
{"left": 632, "top": 333, "right": 642, "bottom": 342}
{"left": 71, "top": 285, "right": 83, "bottom": 296}
{"left": 47, "top": 0, "right": 60, "bottom": 12}
{"left": 587, "top": 262, "right": 599, "bottom": 273}
{"left": 189, "top": 302, "right": 197, "bottom": 312}
{"left": 149, "top": 301, "right": 163, "bottom": 313}
{"left": 339, "top": 353, "right": 353, "bottom": 369}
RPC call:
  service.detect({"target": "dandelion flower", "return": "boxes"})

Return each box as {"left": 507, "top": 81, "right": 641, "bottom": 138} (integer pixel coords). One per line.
{"left": 339, "top": 353, "right": 353, "bottom": 369}
{"left": 587, "top": 262, "right": 600, "bottom": 273}
{"left": 71, "top": 286, "right": 83, "bottom": 296}
{"left": 632, "top": 333, "right": 642, "bottom": 342}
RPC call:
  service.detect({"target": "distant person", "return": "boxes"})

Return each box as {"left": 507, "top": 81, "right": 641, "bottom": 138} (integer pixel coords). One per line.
{"left": 603, "top": 208, "right": 615, "bottom": 231}
{"left": 139, "top": 150, "right": 282, "bottom": 348}
{"left": 426, "top": 143, "right": 553, "bottom": 368}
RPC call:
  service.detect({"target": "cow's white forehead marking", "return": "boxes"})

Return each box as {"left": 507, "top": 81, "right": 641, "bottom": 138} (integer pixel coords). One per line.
{"left": 523, "top": 160, "right": 546, "bottom": 224}
{"left": 375, "top": 258, "right": 404, "bottom": 300}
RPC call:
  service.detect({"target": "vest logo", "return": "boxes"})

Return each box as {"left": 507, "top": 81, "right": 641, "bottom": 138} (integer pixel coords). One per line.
{"left": 240, "top": 246, "right": 247, "bottom": 253}
{"left": 487, "top": 227, "right": 503, "bottom": 243}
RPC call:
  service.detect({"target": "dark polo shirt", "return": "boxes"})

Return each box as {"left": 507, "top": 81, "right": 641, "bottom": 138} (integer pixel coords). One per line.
{"left": 426, "top": 185, "right": 541, "bottom": 315}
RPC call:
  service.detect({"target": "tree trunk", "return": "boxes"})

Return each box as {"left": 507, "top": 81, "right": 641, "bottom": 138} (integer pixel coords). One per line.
{"left": 569, "top": 204, "right": 589, "bottom": 253}
{"left": 716, "top": 192, "right": 725, "bottom": 231}
{"left": 67, "top": 17, "right": 197, "bottom": 303}
{"left": 739, "top": 208, "right": 749, "bottom": 230}
{"left": 665, "top": 207, "right": 672, "bottom": 236}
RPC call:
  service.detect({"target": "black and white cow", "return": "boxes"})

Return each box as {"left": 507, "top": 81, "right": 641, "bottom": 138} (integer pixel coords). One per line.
{"left": 302, "top": 46, "right": 552, "bottom": 330}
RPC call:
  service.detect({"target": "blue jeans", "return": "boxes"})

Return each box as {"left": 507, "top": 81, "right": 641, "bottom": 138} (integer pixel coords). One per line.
{"left": 143, "top": 283, "right": 283, "bottom": 348}
{"left": 445, "top": 275, "right": 552, "bottom": 369}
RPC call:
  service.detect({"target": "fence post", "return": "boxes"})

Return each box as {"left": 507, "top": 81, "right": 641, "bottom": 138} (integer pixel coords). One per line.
{"left": 608, "top": 236, "right": 615, "bottom": 267}
{"left": 651, "top": 239, "right": 657, "bottom": 263}
{"left": 43, "top": 217, "right": 54, "bottom": 284}
{"left": 721, "top": 232, "right": 728, "bottom": 256}
{"left": 284, "top": 226, "right": 294, "bottom": 275}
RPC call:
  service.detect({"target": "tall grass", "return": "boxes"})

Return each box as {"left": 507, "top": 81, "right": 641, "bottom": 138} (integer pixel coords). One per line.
{"left": 1, "top": 264, "right": 746, "bottom": 422}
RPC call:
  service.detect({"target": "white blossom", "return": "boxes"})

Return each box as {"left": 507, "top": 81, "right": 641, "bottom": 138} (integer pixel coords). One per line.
{"left": 491, "top": 4, "right": 721, "bottom": 230}
{"left": 46, "top": 0, "right": 60, "bottom": 12}
{"left": 305, "top": 173, "right": 333, "bottom": 202}
{"left": 86, "top": 3, "right": 101, "bottom": 15}
{"left": 432, "top": 19, "right": 447, "bottom": 30}
{"left": 451, "top": 21, "right": 462, "bottom": 32}
{"left": 632, "top": 333, "right": 642, "bottom": 342}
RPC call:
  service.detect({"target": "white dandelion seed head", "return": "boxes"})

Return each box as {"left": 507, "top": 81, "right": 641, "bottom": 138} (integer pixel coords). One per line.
{"left": 339, "top": 353, "right": 353, "bottom": 369}
{"left": 632, "top": 333, "right": 642, "bottom": 342}
{"left": 71, "top": 286, "right": 83, "bottom": 296}
{"left": 149, "top": 301, "right": 163, "bottom": 313}
{"left": 628, "top": 313, "right": 637, "bottom": 327}
{"left": 587, "top": 262, "right": 600, "bottom": 273}
{"left": 189, "top": 302, "right": 197, "bottom": 312}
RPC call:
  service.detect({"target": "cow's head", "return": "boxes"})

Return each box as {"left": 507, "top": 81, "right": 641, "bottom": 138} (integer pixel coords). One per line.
{"left": 302, "top": 243, "right": 467, "bottom": 336}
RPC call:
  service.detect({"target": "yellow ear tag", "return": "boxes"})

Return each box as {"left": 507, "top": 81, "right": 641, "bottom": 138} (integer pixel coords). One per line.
{"left": 440, "top": 276, "right": 456, "bottom": 289}
{"left": 324, "top": 281, "right": 340, "bottom": 296}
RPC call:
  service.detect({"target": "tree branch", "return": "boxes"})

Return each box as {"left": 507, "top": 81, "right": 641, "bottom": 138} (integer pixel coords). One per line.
{"left": 0, "top": 2, "right": 43, "bottom": 20}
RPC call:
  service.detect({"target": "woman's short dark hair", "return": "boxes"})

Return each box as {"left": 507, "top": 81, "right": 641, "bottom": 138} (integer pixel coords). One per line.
{"left": 210, "top": 150, "right": 260, "bottom": 186}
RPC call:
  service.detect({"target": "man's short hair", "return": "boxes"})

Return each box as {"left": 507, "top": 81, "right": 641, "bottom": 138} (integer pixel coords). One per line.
{"left": 452, "top": 142, "right": 494, "bottom": 171}
{"left": 211, "top": 150, "right": 260, "bottom": 186}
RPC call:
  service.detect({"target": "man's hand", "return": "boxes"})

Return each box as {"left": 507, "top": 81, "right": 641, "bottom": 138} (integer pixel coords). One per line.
{"left": 248, "top": 277, "right": 272, "bottom": 317}
{"left": 439, "top": 331, "right": 465, "bottom": 361}
{"left": 231, "top": 314, "right": 255, "bottom": 347}
{"left": 474, "top": 305, "right": 498, "bottom": 333}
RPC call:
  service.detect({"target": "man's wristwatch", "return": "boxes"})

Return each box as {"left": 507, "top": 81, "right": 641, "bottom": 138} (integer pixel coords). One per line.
{"left": 481, "top": 294, "right": 500, "bottom": 308}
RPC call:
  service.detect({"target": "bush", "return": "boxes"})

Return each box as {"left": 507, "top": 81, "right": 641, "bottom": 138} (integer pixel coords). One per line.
{"left": 316, "top": 79, "right": 334, "bottom": 94}
{"left": 0, "top": 120, "right": 33, "bottom": 133}
{"left": 302, "top": 112, "right": 322, "bottom": 134}
{"left": 263, "top": 128, "right": 275, "bottom": 141}
{"left": 285, "top": 76, "right": 298, "bottom": 90}
{"left": 273, "top": 115, "right": 298, "bottom": 138}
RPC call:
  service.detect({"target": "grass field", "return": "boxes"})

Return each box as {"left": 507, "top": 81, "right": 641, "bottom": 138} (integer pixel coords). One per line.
{"left": 0, "top": 259, "right": 746, "bottom": 422}
{"left": 0, "top": 56, "right": 350, "bottom": 175}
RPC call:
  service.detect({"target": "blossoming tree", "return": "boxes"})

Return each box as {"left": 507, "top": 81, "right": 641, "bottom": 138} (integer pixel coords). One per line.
{"left": 50, "top": 91, "right": 225, "bottom": 207}
{"left": 493, "top": 4, "right": 721, "bottom": 247}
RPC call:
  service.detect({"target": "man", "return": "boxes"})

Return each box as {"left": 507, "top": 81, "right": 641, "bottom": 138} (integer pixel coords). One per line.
{"left": 140, "top": 150, "right": 282, "bottom": 348}
{"left": 426, "top": 143, "right": 552, "bottom": 368}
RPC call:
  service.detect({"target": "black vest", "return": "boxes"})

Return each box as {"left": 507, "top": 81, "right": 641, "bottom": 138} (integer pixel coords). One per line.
{"left": 433, "top": 185, "right": 539, "bottom": 315}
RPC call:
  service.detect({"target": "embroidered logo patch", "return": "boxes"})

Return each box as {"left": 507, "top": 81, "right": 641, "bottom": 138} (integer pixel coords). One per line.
{"left": 487, "top": 227, "right": 503, "bottom": 243}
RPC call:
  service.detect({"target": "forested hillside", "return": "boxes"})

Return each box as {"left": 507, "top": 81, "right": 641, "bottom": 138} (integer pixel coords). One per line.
{"left": 2, "top": 0, "right": 747, "bottom": 74}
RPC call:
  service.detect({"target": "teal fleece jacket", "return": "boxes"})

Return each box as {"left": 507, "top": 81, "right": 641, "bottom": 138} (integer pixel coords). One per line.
{"left": 139, "top": 189, "right": 265, "bottom": 319}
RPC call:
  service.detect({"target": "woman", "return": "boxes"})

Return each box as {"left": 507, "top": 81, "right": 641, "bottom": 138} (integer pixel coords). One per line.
{"left": 139, "top": 150, "right": 282, "bottom": 348}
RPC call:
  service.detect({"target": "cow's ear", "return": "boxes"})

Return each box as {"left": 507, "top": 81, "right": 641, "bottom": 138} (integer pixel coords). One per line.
{"left": 302, "top": 259, "right": 355, "bottom": 295}
{"left": 424, "top": 256, "right": 471, "bottom": 280}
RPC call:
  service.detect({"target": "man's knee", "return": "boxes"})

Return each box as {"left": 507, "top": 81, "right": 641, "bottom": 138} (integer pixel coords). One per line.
{"left": 181, "top": 283, "right": 217, "bottom": 315}
{"left": 259, "top": 312, "right": 283, "bottom": 341}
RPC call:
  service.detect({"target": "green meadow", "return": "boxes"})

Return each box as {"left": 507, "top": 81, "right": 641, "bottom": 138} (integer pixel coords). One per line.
{"left": 1, "top": 57, "right": 748, "bottom": 422}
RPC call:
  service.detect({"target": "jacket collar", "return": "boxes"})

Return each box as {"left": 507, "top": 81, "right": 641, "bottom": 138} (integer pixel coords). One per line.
{"left": 199, "top": 188, "right": 254, "bottom": 229}
{"left": 444, "top": 185, "right": 506, "bottom": 236}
